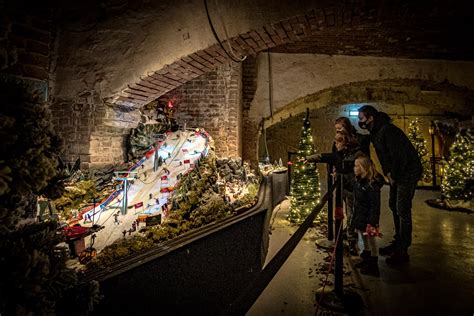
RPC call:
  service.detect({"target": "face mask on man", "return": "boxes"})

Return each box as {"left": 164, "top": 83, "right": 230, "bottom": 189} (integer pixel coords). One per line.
{"left": 358, "top": 120, "right": 369, "bottom": 129}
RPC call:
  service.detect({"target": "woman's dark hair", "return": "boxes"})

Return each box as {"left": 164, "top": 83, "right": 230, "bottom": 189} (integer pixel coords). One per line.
{"left": 358, "top": 105, "right": 378, "bottom": 118}
{"left": 335, "top": 117, "right": 354, "bottom": 133}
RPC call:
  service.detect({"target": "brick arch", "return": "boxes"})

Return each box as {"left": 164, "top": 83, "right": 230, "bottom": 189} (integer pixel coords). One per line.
{"left": 263, "top": 79, "right": 474, "bottom": 129}
{"left": 110, "top": 0, "right": 474, "bottom": 109}
{"left": 111, "top": 3, "right": 360, "bottom": 108}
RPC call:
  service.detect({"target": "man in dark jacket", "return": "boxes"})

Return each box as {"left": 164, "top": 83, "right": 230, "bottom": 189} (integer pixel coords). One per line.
{"left": 357, "top": 105, "right": 422, "bottom": 264}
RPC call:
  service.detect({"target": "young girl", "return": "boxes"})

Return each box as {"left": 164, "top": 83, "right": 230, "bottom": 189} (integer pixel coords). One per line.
{"left": 307, "top": 132, "right": 363, "bottom": 255}
{"left": 352, "top": 154, "right": 384, "bottom": 276}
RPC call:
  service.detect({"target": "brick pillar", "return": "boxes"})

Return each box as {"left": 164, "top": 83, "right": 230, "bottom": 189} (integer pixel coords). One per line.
{"left": 166, "top": 62, "right": 243, "bottom": 158}
{"left": 241, "top": 55, "right": 259, "bottom": 168}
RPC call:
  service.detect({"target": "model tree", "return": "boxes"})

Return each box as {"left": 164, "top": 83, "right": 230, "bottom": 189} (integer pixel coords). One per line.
{"left": 288, "top": 109, "right": 321, "bottom": 223}
{"left": 407, "top": 118, "right": 432, "bottom": 183}
{"left": 0, "top": 83, "right": 99, "bottom": 315}
{"left": 441, "top": 129, "right": 474, "bottom": 201}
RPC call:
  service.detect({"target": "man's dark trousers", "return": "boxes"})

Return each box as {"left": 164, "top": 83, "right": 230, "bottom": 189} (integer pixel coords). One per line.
{"left": 388, "top": 179, "right": 417, "bottom": 251}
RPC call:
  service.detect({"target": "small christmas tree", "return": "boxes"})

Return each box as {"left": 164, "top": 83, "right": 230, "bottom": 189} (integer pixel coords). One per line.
{"left": 288, "top": 109, "right": 321, "bottom": 223}
{"left": 407, "top": 118, "right": 432, "bottom": 183}
{"left": 441, "top": 129, "right": 474, "bottom": 201}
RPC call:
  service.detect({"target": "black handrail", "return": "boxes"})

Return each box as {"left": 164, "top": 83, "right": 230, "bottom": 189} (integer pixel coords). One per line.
{"left": 223, "top": 179, "right": 340, "bottom": 315}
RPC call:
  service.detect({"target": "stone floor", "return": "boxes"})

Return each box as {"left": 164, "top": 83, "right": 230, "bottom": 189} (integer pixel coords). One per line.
{"left": 248, "top": 187, "right": 474, "bottom": 315}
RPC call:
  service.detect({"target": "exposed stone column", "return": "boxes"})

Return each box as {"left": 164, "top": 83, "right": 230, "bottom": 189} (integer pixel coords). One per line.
{"left": 241, "top": 55, "right": 259, "bottom": 168}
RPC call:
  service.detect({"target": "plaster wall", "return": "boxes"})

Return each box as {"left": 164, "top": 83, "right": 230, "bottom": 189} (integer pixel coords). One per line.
{"left": 240, "top": 53, "right": 474, "bottom": 165}
{"left": 250, "top": 53, "right": 474, "bottom": 125}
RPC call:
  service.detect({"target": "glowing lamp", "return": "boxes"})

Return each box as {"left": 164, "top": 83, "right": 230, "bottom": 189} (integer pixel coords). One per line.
{"left": 429, "top": 121, "right": 435, "bottom": 135}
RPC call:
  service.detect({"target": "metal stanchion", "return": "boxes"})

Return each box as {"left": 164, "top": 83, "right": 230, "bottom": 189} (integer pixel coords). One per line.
{"left": 334, "top": 173, "right": 344, "bottom": 297}
{"left": 316, "top": 163, "right": 335, "bottom": 249}
{"left": 287, "top": 151, "right": 297, "bottom": 189}
{"left": 316, "top": 173, "right": 363, "bottom": 313}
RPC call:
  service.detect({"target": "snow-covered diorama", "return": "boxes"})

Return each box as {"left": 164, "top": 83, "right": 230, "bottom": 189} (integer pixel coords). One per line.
{"left": 54, "top": 114, "right": 260, "bottom": 269}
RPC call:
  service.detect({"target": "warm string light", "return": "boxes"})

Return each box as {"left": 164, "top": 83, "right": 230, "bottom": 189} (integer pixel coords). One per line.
{"left": 288, "top": 116, "right": 321, "bottom": 223}
{"left": 407, "top": 118, "right": 432, "bottom": 183}
{"left": 441, "top": 131, "right": 473, "bottom": 201}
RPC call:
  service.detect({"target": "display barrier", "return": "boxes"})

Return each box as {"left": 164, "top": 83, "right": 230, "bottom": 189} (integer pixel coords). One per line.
{"left": 223, "top": 179, "right": 339, "bottom": 315}
{"left": 82, "top": 171, "right": 288, "bottom": 315}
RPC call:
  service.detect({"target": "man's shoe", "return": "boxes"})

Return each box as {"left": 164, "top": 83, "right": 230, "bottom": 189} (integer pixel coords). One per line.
{"left": 379, "top": 241, "right": 397, "bottom": 256}
{"left": 386, "top": 250, "right": 409, "bottom": 265}
{"left": 360, "top": 256, "right": 380, "bottom": 277}
{"left": 354, "top": 258, "right": 368, "bottom": 269}
{"left": 360, "top": 250, "right": 371, "bottom": 260}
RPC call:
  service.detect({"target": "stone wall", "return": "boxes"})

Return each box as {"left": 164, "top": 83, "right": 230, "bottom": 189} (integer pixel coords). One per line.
{"left": 50, "top": 0, "right": 474, "bottom": 110}
{"left": 162, "top": 62, "right": 243, "bottom": 158}
{"left": 4, "top": 2, "right": 473, "bottom": 168}
{"left": 50, "top": 92, "right": 133, "bottom": 167}
{"left": 0, "top": 9, "right": 53, "bottom": 81}
{"left": 242, "top": 56, "right": 259, "bottom": 168}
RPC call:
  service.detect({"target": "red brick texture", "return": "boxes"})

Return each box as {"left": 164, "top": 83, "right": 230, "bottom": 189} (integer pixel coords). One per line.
{"left": 160, "top": 62, "right": 242, "bottom": 158}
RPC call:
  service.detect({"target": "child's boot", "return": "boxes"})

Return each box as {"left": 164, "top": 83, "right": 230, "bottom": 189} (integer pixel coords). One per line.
{"left": 354, "top": 250, "right": 370, "bottom": 269}
{"left": 360, "top": 256, "right": 380, "bottom": 277}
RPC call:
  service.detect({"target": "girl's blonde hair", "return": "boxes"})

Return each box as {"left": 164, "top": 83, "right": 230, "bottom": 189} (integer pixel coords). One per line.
{"left": 355, "top": 154, "right": 378, "bottom": 181}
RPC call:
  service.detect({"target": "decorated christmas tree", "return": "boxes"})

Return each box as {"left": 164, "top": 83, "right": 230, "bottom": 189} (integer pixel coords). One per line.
{"left": 288, "top": 109, "right": 321, "bottom": 223}
{"left": 0, "top": 83, "right": 99, "bottom": 315}
{"left": 441, "top": 129, "right": 474, "bottom": 201}
{"left": 407, "top": 118, "right": 432, "bottom": 183}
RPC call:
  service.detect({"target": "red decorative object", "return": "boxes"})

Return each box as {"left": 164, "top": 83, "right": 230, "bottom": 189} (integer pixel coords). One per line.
{"left": 287, "top": 161, "right": 293, "bottom": 166}
{"left": 335, "top": 206, "right": 344, "bottom": 220}
{"left": 145, "top": 148, "right": 156, "bottom": 159}
{"left": 364, "top": 224, "right": 383, "bottom": 237}
{"left": 134, "top": 202, "right": 144, "bottom": 209}
{"left": 161, "top": 175, "right": 168, "bottom": 180}
{"left": 64, "top": 225, "right": 89, "bottom": 240}
{"left": 184, "top": 159, "right": 190, "bottom": 164}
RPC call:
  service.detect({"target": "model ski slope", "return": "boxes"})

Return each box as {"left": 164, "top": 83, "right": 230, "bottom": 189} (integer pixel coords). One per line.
{"left": 76, "top": 129, "right": 210, "bottom": 253}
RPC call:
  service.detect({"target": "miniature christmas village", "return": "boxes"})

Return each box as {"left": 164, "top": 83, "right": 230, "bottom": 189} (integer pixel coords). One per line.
{"left": 45, "top": 102, "right": 261, "bottom": 269}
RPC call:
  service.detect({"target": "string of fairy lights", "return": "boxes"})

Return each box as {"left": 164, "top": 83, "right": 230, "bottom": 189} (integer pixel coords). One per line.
{"left": 441, "top": 129, "right": 473, "bottom": 201}
{"left": 407, "top": 118, "right": 432, "bottom": 183}
{"left": 287, "top": 117, "right": 471, "bottom": 223}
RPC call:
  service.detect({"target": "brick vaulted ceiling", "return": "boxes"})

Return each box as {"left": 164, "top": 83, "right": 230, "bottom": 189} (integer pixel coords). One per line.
{"left": 112, "top": 1, "right": 474, "bottom": 109}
